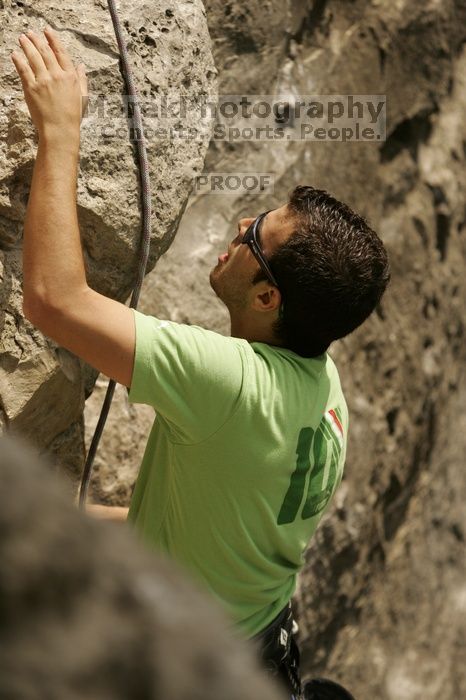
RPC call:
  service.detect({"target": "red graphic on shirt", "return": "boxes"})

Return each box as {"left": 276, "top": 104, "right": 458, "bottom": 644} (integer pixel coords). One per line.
{"left": 326, "top": 408, "right": 344, "bottom": 444}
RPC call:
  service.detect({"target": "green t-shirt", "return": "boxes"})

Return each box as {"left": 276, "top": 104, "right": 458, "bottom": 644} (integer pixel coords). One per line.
{"left": 127, "top": 308, "right": 349, "bottom": 638}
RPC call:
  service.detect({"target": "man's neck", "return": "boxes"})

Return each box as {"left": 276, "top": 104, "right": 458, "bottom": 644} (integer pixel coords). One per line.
{"left": 229, "top": 313, "right": 282, "bottom": 347}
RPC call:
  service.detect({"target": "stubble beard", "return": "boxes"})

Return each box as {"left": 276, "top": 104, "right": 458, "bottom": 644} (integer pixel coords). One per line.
{"left": 209, "top": 263, "right": 248, "bottom": 313}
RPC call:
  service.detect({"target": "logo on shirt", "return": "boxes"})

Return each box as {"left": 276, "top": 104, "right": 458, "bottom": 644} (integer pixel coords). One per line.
{"left": 277, "top": 406, "right": 344, "bottom": 525}
{"left": 326, "top": 408, "right": 344, "bottom": 445}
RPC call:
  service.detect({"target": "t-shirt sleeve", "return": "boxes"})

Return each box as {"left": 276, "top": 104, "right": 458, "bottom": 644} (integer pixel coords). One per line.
{"left": 127, "top": 308, "right": 248, "bottom": 443}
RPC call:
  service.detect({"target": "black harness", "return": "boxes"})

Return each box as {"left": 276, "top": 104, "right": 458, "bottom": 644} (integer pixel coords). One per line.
{"left": 253, "top": 605, "right": 357, "bottom": 700}
{"left": 253, "top": 603, "right": 303, "bottom": 699}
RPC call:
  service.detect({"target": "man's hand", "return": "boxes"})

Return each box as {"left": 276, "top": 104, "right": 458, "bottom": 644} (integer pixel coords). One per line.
{"left": 11, "top": 27, "right": 88, "bottom": 140}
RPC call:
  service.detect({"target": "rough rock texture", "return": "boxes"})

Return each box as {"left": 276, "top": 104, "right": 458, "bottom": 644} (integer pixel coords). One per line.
{"left": 2, "top": 0, "right": 466, "bottom": 698}
{"left": 0, "top": 0, "right": 217, "bottom": 483}
{"left": 86, "top": 1, "right": 466, "bottom": 698}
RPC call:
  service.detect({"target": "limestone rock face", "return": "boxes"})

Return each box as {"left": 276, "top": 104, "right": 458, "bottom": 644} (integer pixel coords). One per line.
{"left": 0, "top": 0, "right": 217, "bottom": 479}
{"left": 85, "top": 1, "right": 466, "bottom": 698}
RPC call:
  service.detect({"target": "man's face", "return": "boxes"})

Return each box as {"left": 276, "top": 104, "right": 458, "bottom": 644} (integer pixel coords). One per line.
{"left": 209, "top": 203, "right": 295, "bottom": 312}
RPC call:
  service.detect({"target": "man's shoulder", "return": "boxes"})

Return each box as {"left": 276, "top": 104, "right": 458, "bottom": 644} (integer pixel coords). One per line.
{"left": 133, "top": 309, "right": 249, "bottom": 353}
{"left": 248, "top": 339, "right": 330, "bottom": 373}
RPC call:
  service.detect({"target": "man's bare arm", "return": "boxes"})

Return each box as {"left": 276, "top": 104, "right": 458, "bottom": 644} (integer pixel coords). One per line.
{"left": 12, "top": 28, "right": 136, "bottom": 389}
{"left": 86, "top": 504, "right": 130, "bottom": 523}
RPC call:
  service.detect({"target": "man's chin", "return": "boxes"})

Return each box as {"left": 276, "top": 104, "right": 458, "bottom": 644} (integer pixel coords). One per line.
{"left": 208, "top": 268, "right": 220, "bottom": 296}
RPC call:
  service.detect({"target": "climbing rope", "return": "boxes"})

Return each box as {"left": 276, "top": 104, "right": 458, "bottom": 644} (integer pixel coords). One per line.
{"left": 79, "top": 0, "right": 152, "bottom": 507}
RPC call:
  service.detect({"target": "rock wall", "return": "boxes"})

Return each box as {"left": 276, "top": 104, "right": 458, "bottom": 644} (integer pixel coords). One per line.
{"left": 0, "top": 0, "right": 217, "bottom": 484}
{"left": 1, "top": 1, "right": 466, "bottom": 698}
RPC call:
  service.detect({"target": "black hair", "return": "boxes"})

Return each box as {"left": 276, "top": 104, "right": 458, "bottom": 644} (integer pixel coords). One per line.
{"left": 253, "top": 185, "right": 390, "bottom": 357}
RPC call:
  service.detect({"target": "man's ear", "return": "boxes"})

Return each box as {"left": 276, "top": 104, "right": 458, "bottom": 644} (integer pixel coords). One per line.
{"left": 252, "top": 284, "right": 282, "bottom": 313}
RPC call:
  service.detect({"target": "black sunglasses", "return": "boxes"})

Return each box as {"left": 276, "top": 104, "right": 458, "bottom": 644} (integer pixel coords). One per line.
{"left": 242, "top": 211, "right": 280, "bottom": 287}
{"left": 242, "top": 210, "right": 285, "bottom": 318}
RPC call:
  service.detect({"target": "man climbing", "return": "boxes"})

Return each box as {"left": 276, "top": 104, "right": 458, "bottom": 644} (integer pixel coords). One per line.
{"left": 12, "top": 28, "right": 389, "bottom": 699}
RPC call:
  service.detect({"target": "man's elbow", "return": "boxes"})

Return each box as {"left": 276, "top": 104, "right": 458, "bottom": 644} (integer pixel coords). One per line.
{"left": 23, "top": 287, "right": 88, "bottom": 328}
{"left": 23, "top": 294, "right": 48, "bottom": 326}
{"left": 23, "top": 294, "right": 67, "bottom": 340}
